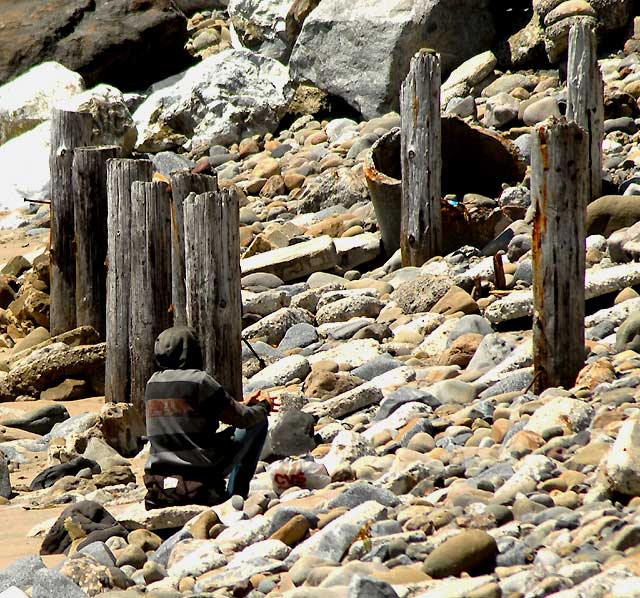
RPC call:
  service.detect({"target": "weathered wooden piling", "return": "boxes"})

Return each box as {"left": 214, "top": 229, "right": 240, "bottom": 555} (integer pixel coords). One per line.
{"left": 129, "top": 181, "right": 173, "bottom": 412}
{"left": 49, "top": 108, "right": 93, "bottom": 335}
{"left": 73, "top": 146, "right": 121, "bottom": 339}
{"left": 184, "top": 188, "right": 243, "bottom": 401}
{"left": 567, "top": 21, "right": 603, "bottom": 202}
{"left": 400, "top": 49, "right": 442, "bottom": 267}
{"left": 105, "top": 159, "right": 153, "bottom": 405}
{"left": 532, "top": 118, "right": 589, "bottom": 393}
{"left": 169, "top": 171, "right": 218, "bottom": 326}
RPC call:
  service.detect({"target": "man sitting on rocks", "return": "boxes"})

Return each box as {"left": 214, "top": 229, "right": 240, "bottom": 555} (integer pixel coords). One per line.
{"left": 143, "top": 326, "right": 277, "bottom": 509}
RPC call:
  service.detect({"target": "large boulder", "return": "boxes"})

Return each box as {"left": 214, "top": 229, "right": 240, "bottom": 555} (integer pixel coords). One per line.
{"left": 134, "top": 49, "right": 293, "bottom": 151}
{"left": 228, "top": 0, "right": 321, "bottom": 62}
{"left": 0, "top": 85, "right": 137, "bottom": 212}
{"left": 0, "top": 62, "right": 84, "bottom": 146}
{"left": 587, "top": 195, "right": 640, "bottom": 237}
{"left": 0, "top": 0, "right": 192, "bottom": 90}
{"left": 289, "top": 0, "right": 495, "bottom": 118}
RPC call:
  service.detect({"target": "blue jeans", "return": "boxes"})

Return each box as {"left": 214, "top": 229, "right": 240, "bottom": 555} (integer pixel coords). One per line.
{"left": 223, "top": 419, "right": 268, "bottom": 499}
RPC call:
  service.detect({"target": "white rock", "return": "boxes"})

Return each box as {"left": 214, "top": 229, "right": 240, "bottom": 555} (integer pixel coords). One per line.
{"left": 442, "top": 50, "right": 497, "bottom": 92}
{"left": 287, "top": 500, "right": 387, "bottom": 563}
{"left": 0, "top": 62, "right": 84, "bottom": 146}
{"left": 334, "top": 232, "right": 381, "bottom": 270}
{"left": 523, "top": 397, "right": 594, "bottom": 436}
{"left": 417, "top": 318, "right": 459, "bottom": 358}
{"left": 59, "top": 84, "right": 137, "bottom": 155}
{"left": 227, "top": 539, "right": 290, "bottom": 568}
{"left": 167, "top": 540, "right": 226, "bottom": 579}
{"left": 392, "top": 313, "right": 445, "bottom": 338}
{"left": 599, "top": 418, "right": 640, "bottom": 496}
{"left": 417, "top": 575, "right": 496, "bottom": 598}
{"left": 241, "top": 236, "right": 338, "bottom": 282}
{"left": 246, "top": 355, "right": 310, "bottom": 391}
{"left": 216, "top": 515, "right": 271, "bottom": 552}
{"left": 320, "top": 430, "right": 375, "bottom": 475}
{"left": 0, "top": 122, "right": 50, "bottom": 211}
{"left": 116, "top": 503, "right": 208, "bottom": 531}
{"left": 0, "top": 588, "right": 30, "bottom": 598}
{"left": 586, "top": 297, "right": 640, "bottom": 328}
{"left": 134, "top": 49, "right": 293, "bottom": 150}
{"left": 493, "top": 455, "right": 558, "bottom": 504}
{"left": 363, "top": 402, "right": 432, "bottom": 440}
{"left": 308, "top": 338, "right": 383, "bottom": 369}
{"left": 316, "top": 294, "right": 384, "bottom": 325}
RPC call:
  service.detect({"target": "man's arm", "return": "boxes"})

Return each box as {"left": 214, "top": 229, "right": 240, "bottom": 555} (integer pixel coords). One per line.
{"left": 218, "top": 390, "right": 270, "bottom": 428}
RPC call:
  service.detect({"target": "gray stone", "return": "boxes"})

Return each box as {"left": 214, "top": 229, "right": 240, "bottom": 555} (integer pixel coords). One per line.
{"left": 77, "top": 541, "right": 116, "bottom": 567}
{"left": 375, "top": 388, "right": 439, "bottom": 421}
{"left": 447, "top": 315, "right": 493, "bottom": 347}
{"left": 149, "top": 530, "right": 194, "bottom": 567}
{"left": 290, "top": 0, "right": 495, "bottom": 118}
{"left": 297, "top": 168, "right": 369, "bottom": 213}
{"left": 479, "top": 368, "right": 534, "bottom": 399}
{"left": 522, "top": 96, "right": 561, "bottom": 126}
{"left": 245, "top": 355, "right": 311, "bottom": 392}
{"left": 514, "top": 133, "right": 532, "bottom": 164}
{"left": 31, "top": 569, "right": 86, "bottom": 598}
{"left": 325, "top": 482, "right": 400, "bottom": 510}
{"left": 243, "top": 289, "right": 291, "bottom": 318}
{"left": 324, "top": 319, "right": 373, "bottom": 340}
{"left": 0, "top": 556, "right": 46, "bottom": 592}
{"left": 279, "top": 323, "right": 319, "bottom": 350}
{"left": 316, "top": 295, "right": 384, "bottom": 325}
{"left": 514, "top": 258, "right": 533, "bottom": 285}
{"left": 481, "top": 73, "right": 535, "bottom": 97}
{"left": 616, "top": 312, "right": 640, "bottom": 353}
{"left": 135, "top": 49, "right": 293, "bottom": 151}
{"left": 348, "top": 576, "right": 399, "bottom": 598}
{"left": 242, "top": 307, "right": 315, "bottom": 345}
{"left": 483, "top": 92, "right": 520, "bottom": 128}
{"left": 242, "top": 272, "right": 285, "bottom": 289}
{"left": 507, "top": 233, "right": 532, "bottom": 262}
{"left": 0, "top": 451, "right": 10, "bottom": 499}
{"left": 467, "top": 333, "right": 519, "bottom": 371}
{"left": 391, "top": 275, "right": 453, "bottom": 314}
{"left": 1, "top": 404, "right": 69, "bottom": 435}
{"left": 351, "top": 355, "right": 403, "bottom": 382}
{"left": 268, "top": 410, "right": 316, "bottom": 458}
{"left": 151, "top": 152, "right": 195, "bottom": 177}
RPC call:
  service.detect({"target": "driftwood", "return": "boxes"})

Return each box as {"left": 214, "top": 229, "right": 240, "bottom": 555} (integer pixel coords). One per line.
{"left": 400, "top": 49, "right": 442, "bottom": 266}
{"left": 73, "top": 146, "right": 121, "bottom": 339}
{"left": 129, "top": 181, "right": 173, "bottom": 413}
{"left": 184, "top": 189, "right": 243, "bottom": 400}
{"left": 532, "top": 119, "right": 588, "bottom": 393}
{"left": 567, "top": 22, "right": 603, "bottom": 203}
{"left": 169, "top": 171, "right": 218, "bottom": 326}
{"left": 105, "top": 159, "right": 153, "bottom": 404}
{"left": 49, "top": 108, "right": 93, "bottom": 335}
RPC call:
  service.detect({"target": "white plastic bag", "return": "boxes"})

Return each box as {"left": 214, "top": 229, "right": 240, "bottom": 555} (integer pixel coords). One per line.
{"left": 268, "top": 457, "right": 331, "bottom": 495}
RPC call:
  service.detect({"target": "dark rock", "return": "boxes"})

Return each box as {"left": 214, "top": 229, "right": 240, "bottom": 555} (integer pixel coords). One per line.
{"left": 1, "top": 403, "right": 70, "bottom": 435}
{"left": 0, "top": 556, "right": 46, "bottom": 592}
{"left": 604, "top": 117, "right": 638, "bottom": 134}
{"left": 348, "top": 576, "right": 399, "bottom": 598}
{"left": 30, "top": 456, "right": 101, "bottom": 491}
{"left": 268, "top": 410, "right": 316, "bottom": 458}
{"left": 325, "top": 320, "right": 372, "bottom": 340}
{"left": 0, "top": 0, "right": 193, "bottom": 90}
{"left": 352, "top": 323, "right": 393, "bottom": 342}
{"left": 0, "top": 450, "right": 11, "bottom": 499}
{"left": 31, "top": 568, "right": 86, "bottom": 598}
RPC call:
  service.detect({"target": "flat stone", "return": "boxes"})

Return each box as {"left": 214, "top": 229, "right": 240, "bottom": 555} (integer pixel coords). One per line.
{"left": 241, "top": 235, "right": 338, "bottom": 282}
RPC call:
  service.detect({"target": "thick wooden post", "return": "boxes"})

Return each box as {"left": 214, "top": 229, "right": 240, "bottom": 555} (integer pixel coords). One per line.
{"left": 567, "top": 22, "right": 603, "bottom": 202}
{"left": 169, "top": 172, "right": 218, "bottom": 326}
{"left": 400, "top": 49, "right": 442, "bottom": 267}
{"left": 184, "top": 189, "right": 243, "bottom": 401}
{"left": 130, "top": 181, "right": 173, "bottom": 412}
{"left": 532, "top": 118, "right": 588, "bottom": 393}
{"left": 49, "top": 108, "right": 93, "bottom": 335}
{"left": 106, "top": 159, "right": 153, "bottom": 404}
{"left": 73, "top": 146, "right": 121, "bottom": 339}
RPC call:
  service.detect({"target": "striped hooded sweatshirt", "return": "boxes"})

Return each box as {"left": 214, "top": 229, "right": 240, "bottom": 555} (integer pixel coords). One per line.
{"left": 144, "top": 326, "right": 269, "bottom": 482}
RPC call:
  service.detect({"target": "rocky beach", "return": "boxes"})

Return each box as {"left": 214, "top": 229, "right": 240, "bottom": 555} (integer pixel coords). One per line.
{"left": 1, "top": 0, "right": 640, "bottom": 596}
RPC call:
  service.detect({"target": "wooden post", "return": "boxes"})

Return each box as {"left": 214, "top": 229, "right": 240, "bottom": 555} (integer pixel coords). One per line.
{"left": 129, "top": 181, "right": 173, "bottom": 412}
{"left": 49, "top": 108, "right": 93, "bottom": 335}
{"left": 106, "top": 159, "right": 153, "bottom": 404}
{"left": 532, "top": 118, "right": 588, "bottom": 393}
{"left": 400, "top": 49, "right": 442, "bottom": 267}
{"left": 73, "top": 146, "right": 121, "bottom": 339}
{"left": 169, "top": 172, "right": 218, "bottom": 326}
{"left": 566, "top": 21, "right": 603, "bottom": 202}
{"left": 184, "top": 189, "right": 243, "bottom": 401}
